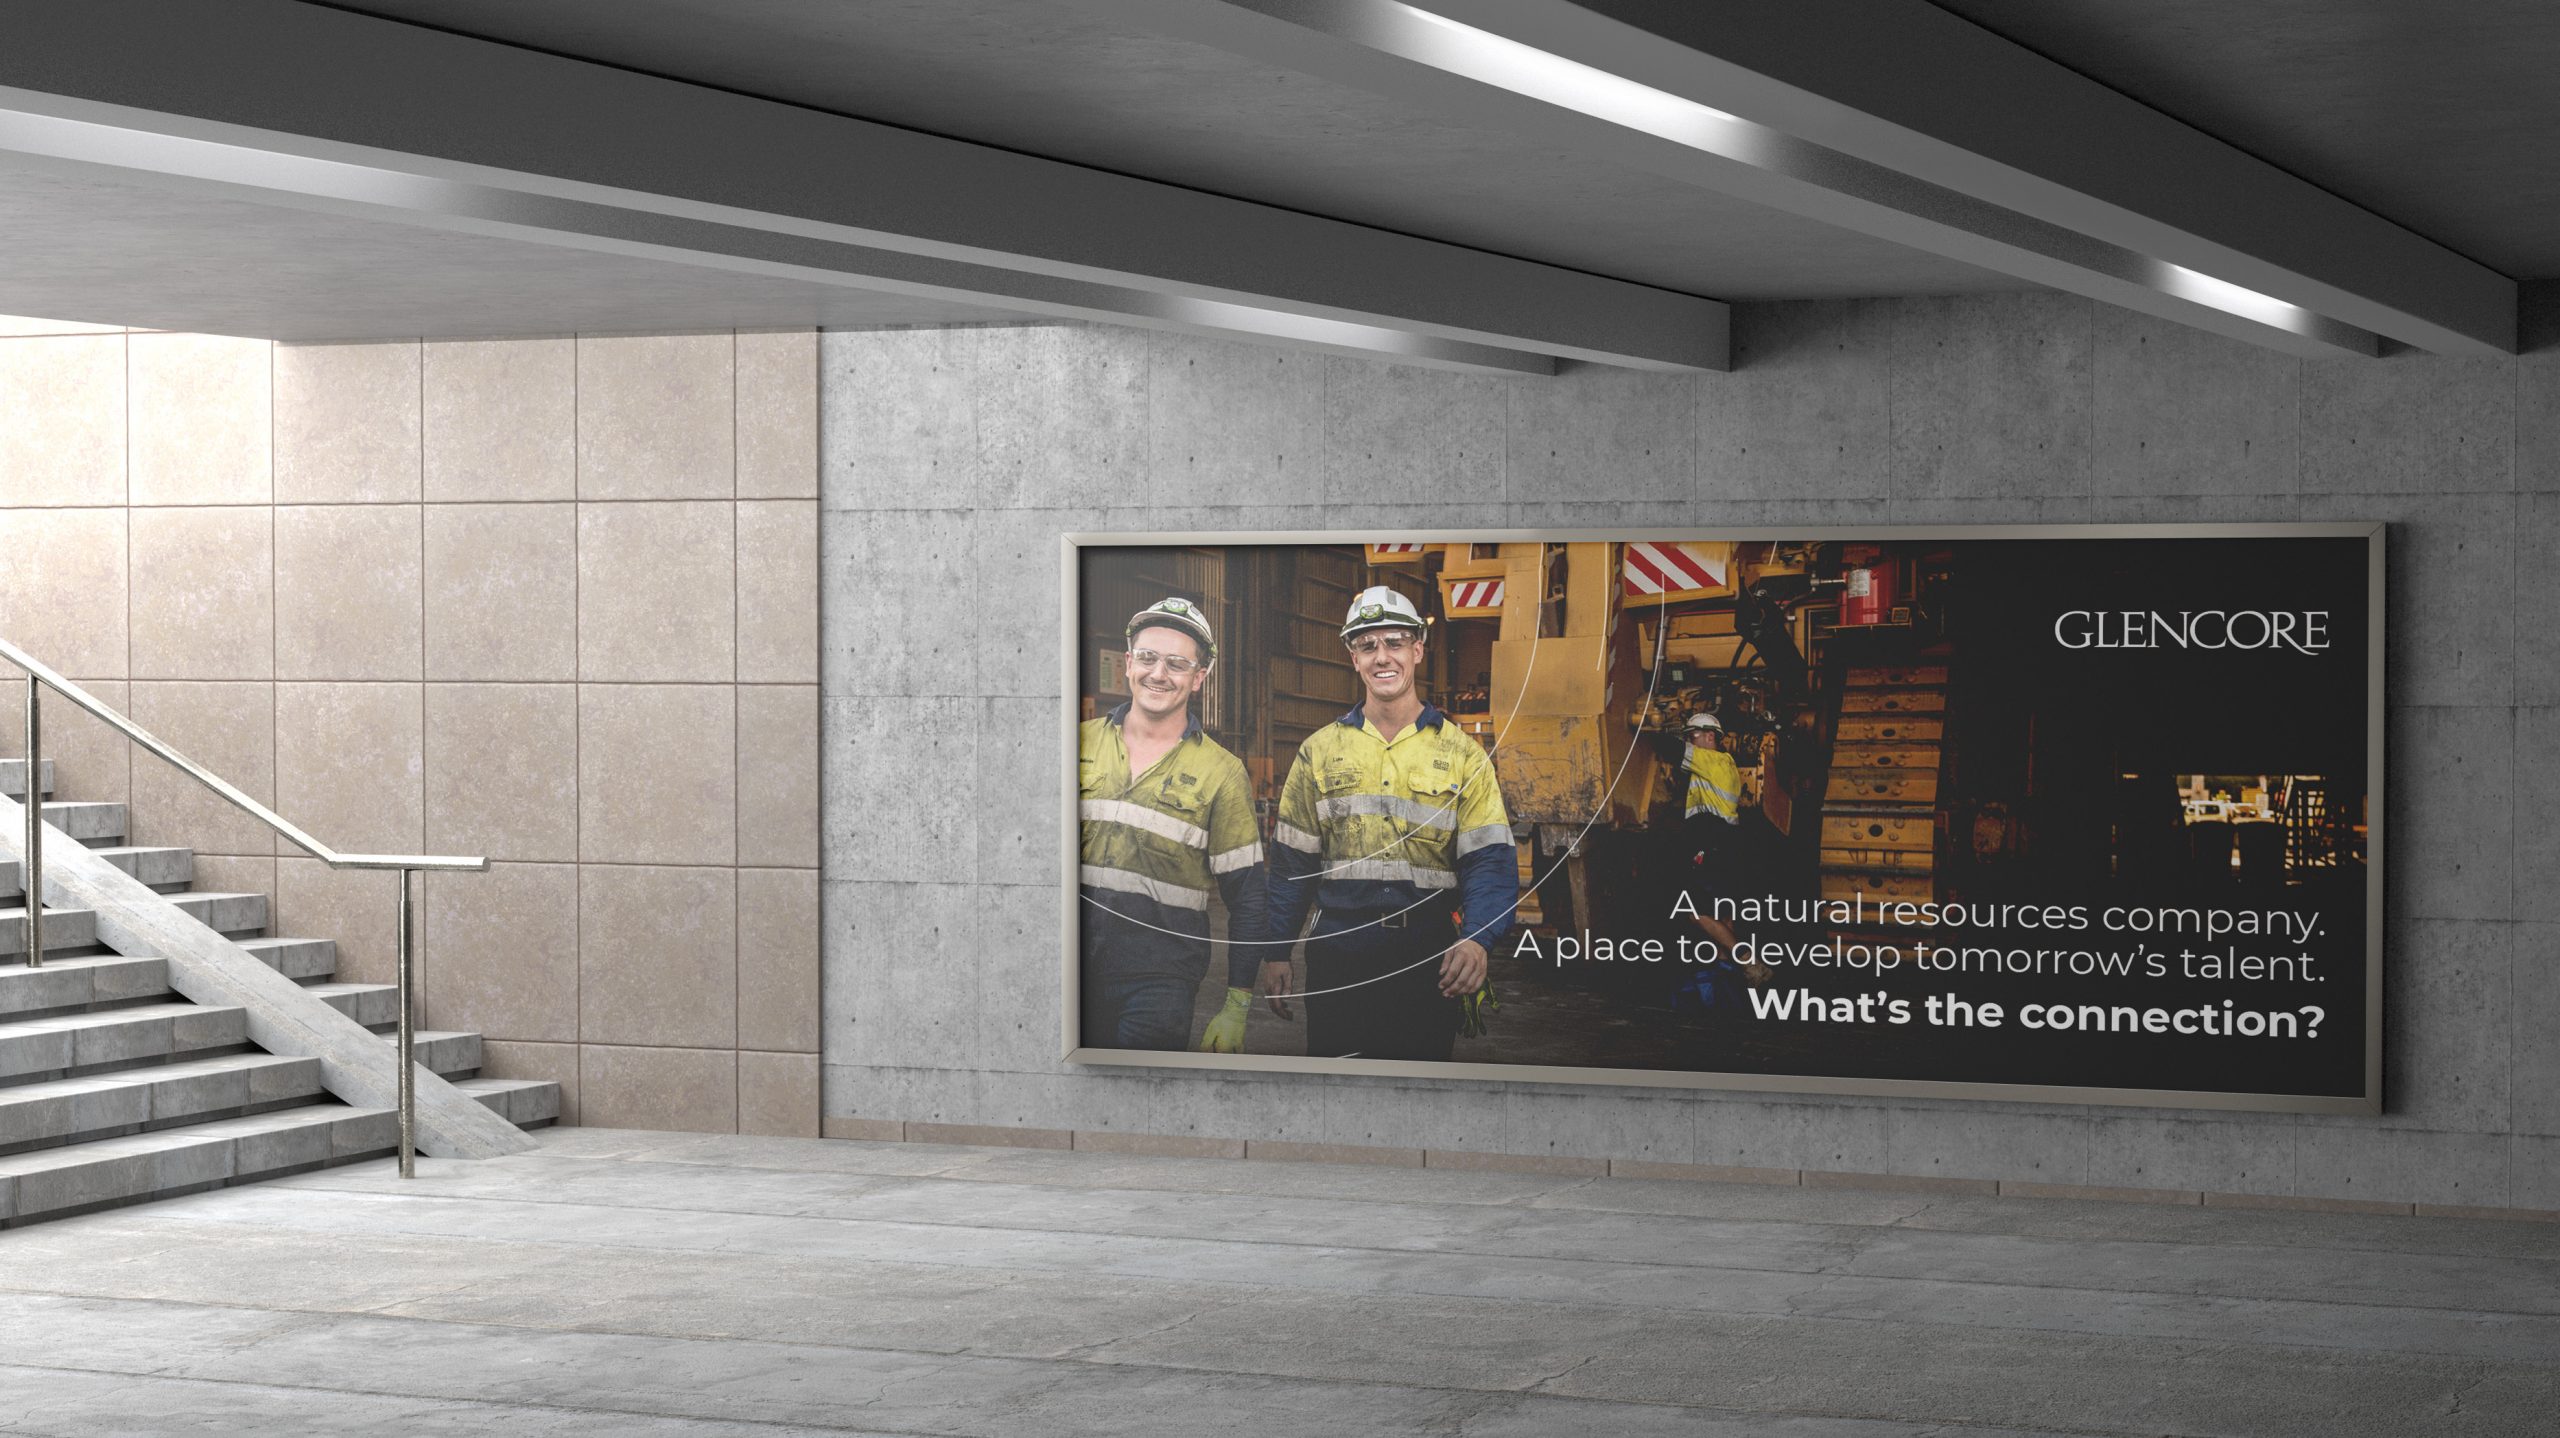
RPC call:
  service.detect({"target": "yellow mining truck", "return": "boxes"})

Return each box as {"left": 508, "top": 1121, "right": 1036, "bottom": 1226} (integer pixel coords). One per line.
{"left": 1373, "top": 538, "right": 1949, "bottom": 938}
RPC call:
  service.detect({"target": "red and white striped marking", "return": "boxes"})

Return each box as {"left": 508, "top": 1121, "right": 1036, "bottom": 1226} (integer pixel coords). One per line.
{"left": 1623, "top": 541, "right": 1726, "bottom": 596}
{"left": 1444, "top": 578, "right": 1504, "bottom": 614}
{"left": 1367, "top": 542, "right": 1426, "bottom": 562}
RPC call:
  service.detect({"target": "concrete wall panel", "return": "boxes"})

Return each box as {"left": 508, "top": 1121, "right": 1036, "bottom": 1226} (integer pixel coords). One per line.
{"left": 821, "top": 509, "right": 974, "bottom": 698}
{"left": 1887, "top": 294, "right": 2093, "bottom": 502}
{"left": 1323, "top": 359, "right": 1506, "bottom": 508}
{"left": 1508, "top": 364, "right": 1692, "bottom": 506}
{"left": 2511, "top": 923, "right": 2560, "bottom": 1137}
{"left": 1886, "top": 1107, "right": 2095, "bottom": 1187}
{"left": 817, "top": 314, "right": 2552, "bottom": 1210}
{"left": 2086, "top": 1116, "right": 2296, "bottom": 1196}
{"left": 2090, "top": 307, "right": 2297, "bottom": 500}
{"left": 1699, "top": 299, "right": 1891, "bottom": 506}
{"left": 820, "top": 330, "right": 975, "bottom": 513}
{"left": 975, "top": 327, "right": 1149, "bottom": 511}
{"left": 1148, "top": 334, "right": 1323, "bottom": 511}
{"left": 2384, "top": 705, "right": 2511, "bottom": 922}
{"left": 2300, "top": 354, "right": 2513, "bottom": 497}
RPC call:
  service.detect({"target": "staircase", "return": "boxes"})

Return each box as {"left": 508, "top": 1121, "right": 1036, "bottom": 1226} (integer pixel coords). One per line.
{"left": 1816, "top": 662, "right": 1950, "bottom": 905}
{"left": 0, "top": 757, "right": 557, "bottom": 1227}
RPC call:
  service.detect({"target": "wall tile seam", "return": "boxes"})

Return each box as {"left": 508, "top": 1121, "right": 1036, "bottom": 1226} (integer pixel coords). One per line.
{"left": 733, "top": 331, "right": 745, "bottom": 1132}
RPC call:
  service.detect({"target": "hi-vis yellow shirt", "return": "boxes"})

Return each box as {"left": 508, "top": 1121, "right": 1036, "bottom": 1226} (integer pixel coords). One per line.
{"left": 1078, "top": 707, "right": 1266, "bottom": 986}
{"left": 1263, "top": 704, "right": 1517, "bottom": 944}
{"left": 1684, "top": 744, "right": 1743, "bottom": 823}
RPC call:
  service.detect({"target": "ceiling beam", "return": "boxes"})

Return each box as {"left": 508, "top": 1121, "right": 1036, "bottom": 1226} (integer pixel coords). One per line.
{"left": 0, "top": 0, "right": 1735, "bottom": 375}
{"left": 1074, "top": 0, "right": 2518, "bottom": 359}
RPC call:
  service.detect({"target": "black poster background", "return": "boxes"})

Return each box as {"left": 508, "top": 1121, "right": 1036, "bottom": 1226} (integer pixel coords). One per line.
{"left": 1745, "top": 536, "right": 2374, "bottom": 1098}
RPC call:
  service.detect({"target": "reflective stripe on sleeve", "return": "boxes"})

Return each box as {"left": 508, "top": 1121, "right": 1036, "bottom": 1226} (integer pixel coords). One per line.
{"left": 1454, "top": 822, "right": 1514, "bottom": 857}
{"left": 1274, "top": 822, "right": 1322, "bottom": 853}
{"left": 1314, "top": 792, "right": 1457, "bottom": 831}
{"left": 1079, "top": 798, "right": 1209, "bottom": 850}
{"left": 1327, "top": 858, "right": 1458, "bottom": 889}
{"left": 1080, "top": 864, "right": 1212, "bottom": 911}
{"left": 1209, "top": 842, "right": 1263, "bottom": 875}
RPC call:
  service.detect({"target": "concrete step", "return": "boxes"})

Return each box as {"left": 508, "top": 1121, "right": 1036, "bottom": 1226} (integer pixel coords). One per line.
{"left": 94, "top": 846, "right": 196, "bottom": 890}
{"left": 0, "top": 1030, "right": 498, "bottom": 1151}
{"left": 451, "top": 1077, "right": 559, "bottom": 1127}
{"left": 0, "top": 1001, "right": 247, "bottom": 1081}
{"left": 0, "top": 938, "right": 341, "bottom": 1021}
{"left": 0, "top": 758, "right": 53, "bottom": 799}
{"left": 404, "top": 1031, "right": 482, "bottom": 1075}
{"left": 0, "top": 1078, "right": 559, "bottom": 1226}
{"left": 234, "top": 936, "right": 338, "bottom": 981}
{"left": 2, "top": 846, "right": 196, "bottom": 900}
{"left": 0, "top": 953, "right": 170, "bottom": 1020}
{"left": 0, "top": 1052, "right": 319, "bottom": 1149}
{"left": 310, "top": 982, "right": 399, "bottom": 1030}
{"left": 167, "top": 891, "right": 267, "bottom": 937}
{"left": 37, "top": 801, "right": 125, "bottom": 845}
{"left": 0, "top": 905, "right": 100, "bottom": 958}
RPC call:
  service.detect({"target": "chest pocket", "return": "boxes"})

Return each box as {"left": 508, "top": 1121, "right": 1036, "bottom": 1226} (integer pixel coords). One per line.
{"left": 1317, "top": 755, "right": 1369, "bottom": 795}
{"left": 1403, "top": 764, "right": 1463, "bottom": 843}
{"left": 1154, "top": 773, "right": 1205, "bottom": 814}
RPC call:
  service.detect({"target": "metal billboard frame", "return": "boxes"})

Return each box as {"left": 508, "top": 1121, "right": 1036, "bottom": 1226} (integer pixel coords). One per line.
{"left": 1058, "top": 523, "right": 2386, "bottom": 1116}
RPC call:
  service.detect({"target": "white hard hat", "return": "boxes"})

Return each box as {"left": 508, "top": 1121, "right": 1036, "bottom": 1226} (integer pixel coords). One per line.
{"left": 1685, "top": 712, "right": 1723, "bottom": 732}
{"left": 1127, "top": 596, "right": 1216, "bottom": 662}
{"left": 1341, "top": 585, "right": 1427, "bottom": 641}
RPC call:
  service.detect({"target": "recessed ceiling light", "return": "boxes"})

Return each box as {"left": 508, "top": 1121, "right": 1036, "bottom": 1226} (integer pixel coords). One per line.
{"left": 1389, "top": 3, "right": 1744, "bottom": 143}
{"left": 2154, "top": 264, "right": 2311, "bottom": 331}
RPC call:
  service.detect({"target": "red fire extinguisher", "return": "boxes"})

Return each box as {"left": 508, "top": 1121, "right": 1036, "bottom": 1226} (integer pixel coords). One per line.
{"left": 1840, "top": 557, "right": 1896, "bottom": 627}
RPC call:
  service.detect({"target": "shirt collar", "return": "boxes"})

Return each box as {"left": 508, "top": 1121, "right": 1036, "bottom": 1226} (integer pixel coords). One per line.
{"left": 1339, "top": 703, "right": 1445, "bottom": 734}
{"left": 1106, "top": 702, "right": 1203, "bottom": 741}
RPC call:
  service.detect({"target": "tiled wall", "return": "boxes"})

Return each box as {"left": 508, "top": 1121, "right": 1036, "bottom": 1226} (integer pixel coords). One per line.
{"left": 0, "top": 316, "right": 820, "bottom": 1135}
{"left": 820, "top": 301, "right": 2558, "bottom": 1214}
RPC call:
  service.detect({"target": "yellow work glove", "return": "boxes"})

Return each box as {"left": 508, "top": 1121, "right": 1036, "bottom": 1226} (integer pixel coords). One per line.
{"left": 1460, "top": 982, "right": 1501, "bottom": 1038}
{"left": 1199, "top": 987, "right": 1254, "bottom": 1053}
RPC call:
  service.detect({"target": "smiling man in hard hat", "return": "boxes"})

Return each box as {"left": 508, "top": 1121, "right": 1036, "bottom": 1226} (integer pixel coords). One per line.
{"left": 1077, "top": 597, "right": 1268, "bottom": 1052}
{"left": 1259, "top": 584, "right": 1518, "bottom": 1063}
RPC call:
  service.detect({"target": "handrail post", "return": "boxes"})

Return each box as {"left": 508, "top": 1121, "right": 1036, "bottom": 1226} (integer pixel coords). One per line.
{"left": 21, "top": 674, "right": 40, "bottom": 971}
{"left": 395, "top": 866, "right": 416, "bottom": 1178}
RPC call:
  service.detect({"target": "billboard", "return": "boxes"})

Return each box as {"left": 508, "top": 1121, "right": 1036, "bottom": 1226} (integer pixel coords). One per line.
{"left": 1062, "top": 527, "right": 2383, "bottom": 1114}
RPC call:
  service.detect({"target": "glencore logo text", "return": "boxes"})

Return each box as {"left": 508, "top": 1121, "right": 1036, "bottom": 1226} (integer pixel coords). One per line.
{"left": 2054, "top": 610, "right": 2330, "bottom": 654}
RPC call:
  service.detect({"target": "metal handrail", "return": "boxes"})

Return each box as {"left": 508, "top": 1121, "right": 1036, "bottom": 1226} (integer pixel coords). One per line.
{"left": 4, "top": 636, "right": 485, "bottom": 1178}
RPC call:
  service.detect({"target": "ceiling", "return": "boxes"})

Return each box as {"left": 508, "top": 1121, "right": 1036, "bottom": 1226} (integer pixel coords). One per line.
{"left": 0, "top": 0, "right": 2547, "bottom": 368}
{"left": 321, "top": 0, "right": 2013, "bottom": 302}
{"left": 1933, "top": 0, "right": 2560, "bottom": 277}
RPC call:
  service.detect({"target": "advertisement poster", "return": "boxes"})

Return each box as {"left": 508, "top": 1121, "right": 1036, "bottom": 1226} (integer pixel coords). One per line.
{"left": 1064, "top": 529, "right": 2381, "bottom": 1113}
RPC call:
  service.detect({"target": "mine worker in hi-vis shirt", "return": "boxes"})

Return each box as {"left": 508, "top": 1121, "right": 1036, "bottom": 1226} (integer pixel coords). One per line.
{"left": 1077, "top": 598, "right": 1268, "bottom": 1052}
{"left": 1678, "top": 710, "right": 1749, "bottom": 952}
{"left": 1260, "top": 585, "right": 1518, "bottom": 1063}
{"left": 1682, "top": 711, "right": 1744, "bottom": 830}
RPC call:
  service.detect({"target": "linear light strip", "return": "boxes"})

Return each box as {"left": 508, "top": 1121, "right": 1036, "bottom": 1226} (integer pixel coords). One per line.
{"left": 1382, "top": 1, "right": 2322, "bottom": 340}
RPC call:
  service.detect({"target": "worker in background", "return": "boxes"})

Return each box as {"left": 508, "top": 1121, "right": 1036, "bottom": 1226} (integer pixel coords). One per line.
{"left": 1077, "top": 598, "right": 1268, "bottom": 1052}
{"left": 1683, "top": 712, "right": 1744, "bottom": 835}
{"left": 1680, "top": 711, "right": 1747, "bottom": 957}
{"left": 1260, "top": 585, "right": 1518, "bottom": 1062}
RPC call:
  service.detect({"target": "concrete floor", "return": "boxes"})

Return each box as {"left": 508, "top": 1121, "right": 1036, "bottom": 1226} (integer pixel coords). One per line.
{"left": 0, "top": 1130, "right": 2552, "bottom": 1435}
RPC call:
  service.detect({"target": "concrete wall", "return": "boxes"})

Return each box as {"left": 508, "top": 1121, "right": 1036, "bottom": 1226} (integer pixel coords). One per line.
{"left": 818, "top": 296, "right": 2558, "bottom": 1214}
{"left": 0, "top": 316, "right": 821, "bottom": 1136}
